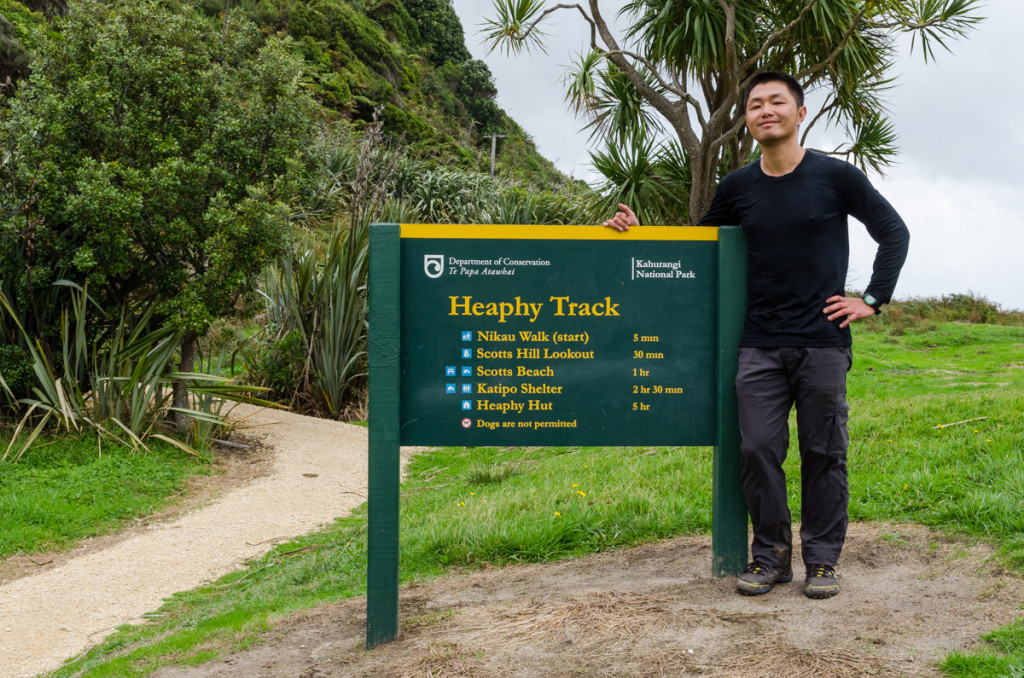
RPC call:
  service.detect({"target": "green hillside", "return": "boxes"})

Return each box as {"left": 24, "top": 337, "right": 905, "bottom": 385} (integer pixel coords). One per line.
{"left": 0, "top": 0, "right": 568, "bottom": 187}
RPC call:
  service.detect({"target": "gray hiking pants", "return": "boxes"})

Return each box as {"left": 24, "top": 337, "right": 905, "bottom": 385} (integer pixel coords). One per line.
{"left": 735, "top": 346, "right": 852, "bottom": 570}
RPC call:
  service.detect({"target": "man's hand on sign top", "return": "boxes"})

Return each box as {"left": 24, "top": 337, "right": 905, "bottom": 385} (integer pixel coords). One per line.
{"left": 602, "top": 203, "right": 639, "bottom": 232}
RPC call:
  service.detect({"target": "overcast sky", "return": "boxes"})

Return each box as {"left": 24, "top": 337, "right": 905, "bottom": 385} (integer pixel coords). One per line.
{"left": 450, "top": 0, "right": 1024, "bottom": 311}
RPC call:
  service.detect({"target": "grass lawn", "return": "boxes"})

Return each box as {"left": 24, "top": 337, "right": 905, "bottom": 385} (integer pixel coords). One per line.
{"left": 0, "top": 436, "right": 212, "bottom": 558}
{"left": 6, "top": 316, "right": 1021, "bottom": 677}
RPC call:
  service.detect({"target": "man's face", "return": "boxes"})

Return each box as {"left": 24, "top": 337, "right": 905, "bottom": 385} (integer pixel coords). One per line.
{"left": 745, "top": 81, "right": 807, "bottom": 145}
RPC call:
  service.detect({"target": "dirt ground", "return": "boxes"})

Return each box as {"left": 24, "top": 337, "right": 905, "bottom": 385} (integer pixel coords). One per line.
{"left": 3, "top": 405, "right": 1021, "bottom": 678}
{"left": 148, "top": 522, "right": 1024, "bottom": 678}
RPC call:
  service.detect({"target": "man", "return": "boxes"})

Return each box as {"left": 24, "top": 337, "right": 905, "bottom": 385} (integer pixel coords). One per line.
{"left": 603, "top": 71, "right": 910, "bottom": 599}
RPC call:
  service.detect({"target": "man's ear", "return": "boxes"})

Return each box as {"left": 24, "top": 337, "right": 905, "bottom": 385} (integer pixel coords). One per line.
{"left": 798, "top": 105, "right": 808, "bottom": 124}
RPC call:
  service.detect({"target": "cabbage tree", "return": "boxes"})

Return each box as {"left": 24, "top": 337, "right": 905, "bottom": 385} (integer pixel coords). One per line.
{"left": 483, "top": 0, "right": 982, "bottom": 223}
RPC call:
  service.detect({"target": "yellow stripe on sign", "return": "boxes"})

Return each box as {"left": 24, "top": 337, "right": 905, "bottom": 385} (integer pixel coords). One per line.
{"left": 399, "top": 223, "right": 719, "bottom": 241}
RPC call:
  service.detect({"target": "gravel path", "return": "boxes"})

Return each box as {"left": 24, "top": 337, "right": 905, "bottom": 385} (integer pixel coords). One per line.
{"left": 0, "top": 405, "right": 373, "bottom": 678}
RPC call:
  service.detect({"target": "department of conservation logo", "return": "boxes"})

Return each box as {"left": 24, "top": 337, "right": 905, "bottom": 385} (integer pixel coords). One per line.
{"left": 424, "top": 254, "right": 444, "bottom": 278}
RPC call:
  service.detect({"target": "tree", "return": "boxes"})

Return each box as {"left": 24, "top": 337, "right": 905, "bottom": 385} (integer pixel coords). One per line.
{"left": 483, "top": 0, "right": 982, "bottom": 223}
{"left": 0, "top": 0, "right": 317, "bottom": 419}
{"left": 404, "top": 0, "right": 472, "bottom": 66}
{"left": 457, "top": 58, "right": 503, "bottom": 130}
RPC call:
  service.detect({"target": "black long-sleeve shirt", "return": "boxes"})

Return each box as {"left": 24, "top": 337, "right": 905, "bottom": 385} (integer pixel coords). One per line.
{"left": 699, "top": 151, "right": 910, "bottom": 348}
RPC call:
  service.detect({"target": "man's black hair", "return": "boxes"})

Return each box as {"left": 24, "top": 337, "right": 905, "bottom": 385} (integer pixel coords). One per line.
{"left": 743, "top": 71, "right": 805, "bottom": 109}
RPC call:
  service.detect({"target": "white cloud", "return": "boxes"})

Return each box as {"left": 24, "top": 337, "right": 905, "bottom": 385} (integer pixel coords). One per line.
{"left": 451, "top": 1, "right": 1024, "bottom": 310}
{"left": 851, "top": 168, "right": 1024, "bottom": 309}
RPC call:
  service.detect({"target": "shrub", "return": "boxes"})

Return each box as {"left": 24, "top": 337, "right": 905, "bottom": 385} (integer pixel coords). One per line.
{"left": 369, "top": 0, "right": 419, "bottom": 44}
{"left": 865, "top": 292, "right": 1024, "bottom": 332}
{"left": 381, "top": 102, "right": 431, "bottom": 139}
{"left": 0, "top": 344, "right": 32, "bottom": 403}
{"left": 0, "top": 13, "right": 32, "bottom": 87}
{"left": 251, "top": 327, "right": 308, "bottom": 399}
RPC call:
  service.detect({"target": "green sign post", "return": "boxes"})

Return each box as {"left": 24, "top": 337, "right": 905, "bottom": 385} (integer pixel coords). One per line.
{"left": 367, "top": 223, "right": 748, "bottom": 648}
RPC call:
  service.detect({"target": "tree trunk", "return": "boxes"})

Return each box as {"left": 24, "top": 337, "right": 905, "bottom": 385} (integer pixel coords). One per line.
{"left": 171, "top": 330, "right": 199, "bottom": 432}
{"left": 687, "top": 149, "right": 720, "bottom": 225}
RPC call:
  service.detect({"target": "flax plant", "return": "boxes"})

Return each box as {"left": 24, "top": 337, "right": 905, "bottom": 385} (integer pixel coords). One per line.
{"left": 0, "top": 283, "right": 270, "bottom": 461}
{"left": 260, "top": 224, "right": 369, "bottom": 418}
{"left": 258, "top": 116, "right": 399, "bottom": 418}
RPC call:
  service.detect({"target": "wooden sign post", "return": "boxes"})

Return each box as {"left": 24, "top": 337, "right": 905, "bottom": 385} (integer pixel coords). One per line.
{"left": 367, "top": 224, "right": 747, "bottom": 648}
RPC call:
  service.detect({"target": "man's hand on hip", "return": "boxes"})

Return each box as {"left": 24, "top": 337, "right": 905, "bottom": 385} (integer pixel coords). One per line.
{"left": 824, "top": 295, "right": 875, "bottom": 328}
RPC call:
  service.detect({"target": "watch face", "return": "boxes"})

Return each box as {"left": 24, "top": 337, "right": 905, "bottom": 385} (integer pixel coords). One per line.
{"left": 864, "top": 293, "right": 878, "bottom": 307}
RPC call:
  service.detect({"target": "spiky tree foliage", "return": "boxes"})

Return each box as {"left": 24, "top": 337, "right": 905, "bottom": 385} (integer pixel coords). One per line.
{"left": 483, "top": 0, "right": 982, "bottom": 223}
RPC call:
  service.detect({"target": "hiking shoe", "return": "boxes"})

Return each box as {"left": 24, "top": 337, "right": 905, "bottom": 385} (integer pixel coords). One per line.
{"left": 736, "top": 561, "right": 793, "bottom": 596}
{"left": 804, "top": 564, "right": 839, "bottom": 599}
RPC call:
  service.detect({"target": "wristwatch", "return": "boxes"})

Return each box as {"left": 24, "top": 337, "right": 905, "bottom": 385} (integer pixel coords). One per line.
{"left": 863, "top": 293, "right": 882, "bottom": 313}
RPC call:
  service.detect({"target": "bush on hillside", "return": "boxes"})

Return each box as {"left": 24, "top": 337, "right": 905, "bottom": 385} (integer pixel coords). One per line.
{"left": 865, "top": 292, "right": 1024, "bottom": 332}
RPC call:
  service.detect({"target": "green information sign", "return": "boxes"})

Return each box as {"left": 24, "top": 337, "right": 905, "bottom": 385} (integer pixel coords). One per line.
{"left": 367, "top": 223, "right": 749, "bottom": 649}
{"left": 398, "top": 224, "right": 719, "bottom": 446}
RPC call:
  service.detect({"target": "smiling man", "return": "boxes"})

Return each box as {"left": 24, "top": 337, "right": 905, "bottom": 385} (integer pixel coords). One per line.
{"left": 603, "top": 71, "right": 910, "bottom": 599}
